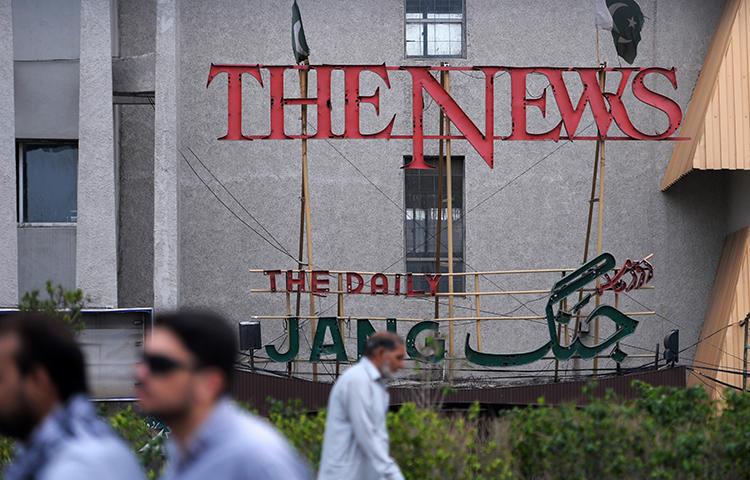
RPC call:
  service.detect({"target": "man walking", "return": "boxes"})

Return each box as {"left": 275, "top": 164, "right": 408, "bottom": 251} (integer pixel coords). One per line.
{"left": 136, "top": 310, "right": 310, "bottom": 480}
{"left": 0, "top": 313, "right": 145, "bottom": 480}
{"left": 318, "top": 332, "right": 406, "bottom": 480}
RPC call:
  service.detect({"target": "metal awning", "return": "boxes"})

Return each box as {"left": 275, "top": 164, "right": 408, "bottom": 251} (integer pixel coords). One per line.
{"left": 661, "top": 0, "right": 750, "bottom": 190}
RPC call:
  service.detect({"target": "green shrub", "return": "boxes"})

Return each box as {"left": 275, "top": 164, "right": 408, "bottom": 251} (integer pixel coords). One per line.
{"left": 0, "top": 385, "right": 748, "bottom": 480}
{"left": 266, "top": 399, "right": 327, "bottom": 468}
{"left": 108, "top": 406, "right": 166, "bottom": 479}
{"left": 19, "top": 281, "right": 86, "bottom": 332}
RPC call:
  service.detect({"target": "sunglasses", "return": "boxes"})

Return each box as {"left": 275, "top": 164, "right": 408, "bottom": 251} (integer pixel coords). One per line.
{"left": 140, "top": 353, "right": 195, "bottom": 376}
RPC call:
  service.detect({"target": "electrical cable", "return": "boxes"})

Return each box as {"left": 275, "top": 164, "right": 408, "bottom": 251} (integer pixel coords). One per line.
{"left": 466, "top": 121, "right": 594, "bottom": 215}
{"left": 179, "top": 149, "right": 300, "bottom": 262}
{"left": 185, "top": 146, "right": 293, "bottom": 255}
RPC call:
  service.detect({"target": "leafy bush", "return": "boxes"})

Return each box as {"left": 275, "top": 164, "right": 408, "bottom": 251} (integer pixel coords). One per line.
{"left": 0, "top": 385, "right": 749, "bottom": 480}
{"left": 267, "top": 398, "right": 327, "bottom": 468}
{"left": 18, "top": 281, "right": 86, "bottom": 332}
{"left": 388, "top": 402, "right": 513, "bottom": 480}
{"left": 108, "top": 406, "right": 167, "bottom": 479}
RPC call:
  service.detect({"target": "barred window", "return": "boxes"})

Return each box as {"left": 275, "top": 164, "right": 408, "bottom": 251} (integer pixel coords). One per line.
{"left": 405, "top": 0, "right": 465, "bottom": 58}
{"left": 404, "top": 156, "right": 464, "bottom": 293}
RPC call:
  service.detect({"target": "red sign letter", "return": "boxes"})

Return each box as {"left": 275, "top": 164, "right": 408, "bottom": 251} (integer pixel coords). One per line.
{"left": 311, "top": 270, "right": 330, "bottom": 294}
{"left": 206, "top": 64, "right": 263, "bottom": 140}
{"left": 508, "top": 68, "right": 563, "bottom": 141}
{"left": 546, "top": 68, "right": 615, "bottom": 138}
{"left": 346, "top": 272, "right": 364, "bottom": 294}
{"left": 343, "top": 66, "right": 396, "bottom": 139}
{"left": 405, "top": 67, "right": 501, "bottom": 169}
{"left": 264, "top": 270, "right": 281, "bottom": 292}
{"left": 627, "top": 67, "right": 682, "bottom": 139}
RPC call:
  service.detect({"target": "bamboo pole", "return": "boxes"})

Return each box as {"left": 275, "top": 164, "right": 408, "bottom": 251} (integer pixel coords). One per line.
{"left": 336, "top": 272, "right": 344, "bottom": 377}
{"left": 248, "top": 311, "right": 656, "bottom": 322}
{"left": 285, "top": 291, "right": 293, "bottom": 376}
{"left": 554, "top": 271, "right": 567, "bottom": 381}
{"left": 251, "top": 286, "right": 650, "bottom": 296}
{"left": 593, "top": 67, "right": 607, "bottom": 373}
{"left": 474, "top": 273, "right": 482, "bottom": 351}
{"left": 614, "top": 292, "right": 620, "bottom": 373}
{"left": 434, "top": 68, "right": 447, "bottom": 320}
{"left": 250, "top": 267, "right": 577, "bottom": 276}
{"left": 298, "top": 62, "right": 317, "bottom": 381}
{"left": 444, "top": 69, "right": 455, "bottom": 363}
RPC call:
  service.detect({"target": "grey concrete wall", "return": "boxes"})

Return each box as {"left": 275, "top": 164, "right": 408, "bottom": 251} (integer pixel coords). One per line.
{"left": 12, "top": 0, "right": 80, "bottom": 139}
{"left": 13, "top": 61, "right": 80, "bottom": 139}
{"left": 77, "top": 0, "right": 118, "bottom": 307}
{"left": 12, "top": 0, "right": 80, "bottom": 60}
{"left": 118, "top": 104, "right": 155, "bottom": 307}
{"left": 18, "top": 226, "right": 76, "bottom": 296}
{"left": 0, "top": 0, "right": 18, "bottom": 307}
{"left": 728, "top": 172, "right": 750, "bottom": 233}
{"left": 116, "top": 0, "right": 156, "bottom": 308}
{"left": 113, "top": 0, "right": 155, "bottom": 95}
{"left": 112, "top": 0, "right": 733, "bottom": 379}
{"left": 153, "top": 0, "right": 180, "bottom": 309}
{"left": 118, "top": 0, "right": 156, "bottom": 58}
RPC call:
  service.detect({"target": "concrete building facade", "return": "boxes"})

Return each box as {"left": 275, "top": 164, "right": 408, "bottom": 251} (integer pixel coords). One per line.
{"left": 1, "top": 0, "right": 748, "bottom": 383}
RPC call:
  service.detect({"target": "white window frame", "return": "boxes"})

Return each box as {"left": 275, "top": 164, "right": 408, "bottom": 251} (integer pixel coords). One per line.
{"left": 17, "top": 140, "right": 78, "bottom": 227}
{"left": 404, "top": 0, "right": 467, "bottom": 59}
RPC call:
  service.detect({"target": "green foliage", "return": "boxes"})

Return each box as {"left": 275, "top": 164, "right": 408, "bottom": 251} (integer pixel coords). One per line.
{"left": 0, "top": 386, "right": 749, "bottom": 480}
{"left": 108, "top": 406, "right": 167, "bottom": 480}
{"left": 0, "top": 437, "right": 13, "bottom": 469}
{"left": 388, "top": 402, "right": 513, "bottom": 480}
{"left": 18, "top": 281, "right": 86, "bottom": 332}
{"left": 266, "top": 399, "right": 327, "bottom": 469}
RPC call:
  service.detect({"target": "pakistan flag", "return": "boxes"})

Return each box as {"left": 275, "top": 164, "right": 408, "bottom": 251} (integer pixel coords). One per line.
{"left": 292, "top": 0, "right": 310, "bottom": 64}
{"left": 601, "top": 0, "right": 645, "bottom": 64}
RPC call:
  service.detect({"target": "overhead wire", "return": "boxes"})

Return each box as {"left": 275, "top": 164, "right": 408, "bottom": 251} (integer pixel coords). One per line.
{"left": 185, "top": 146, "right": 293, "bottom": 255}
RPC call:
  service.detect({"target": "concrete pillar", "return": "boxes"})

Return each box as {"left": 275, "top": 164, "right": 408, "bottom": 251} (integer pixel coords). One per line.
{"left": 0, "top": 0, "right": 18, "bottom": 307}
{"left": 77, "top": 0, "right": 118, "bottom": 307}
{"left": 153, "top": 0, "right": 180, "bottom": 309}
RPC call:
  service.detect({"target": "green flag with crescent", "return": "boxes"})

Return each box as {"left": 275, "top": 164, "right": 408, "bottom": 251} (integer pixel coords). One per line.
{"left": 292, "top": 0, "right": 310, "bottom": 64}
{"left": 605, "top": 0, "right": 644, "bottom": 64}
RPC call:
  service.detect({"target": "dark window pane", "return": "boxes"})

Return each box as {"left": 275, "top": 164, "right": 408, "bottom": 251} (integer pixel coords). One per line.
{"left": 22, "top": 144, "right": 77, "bottom": 223}
{"left": 406, "top": 259, "right": 464, "bottom": 293}
{"left": 406, "top": 0, "right": 423, "bottom": 14}
{"left": 404, "top": 156, "right": 464, "bottom": 291}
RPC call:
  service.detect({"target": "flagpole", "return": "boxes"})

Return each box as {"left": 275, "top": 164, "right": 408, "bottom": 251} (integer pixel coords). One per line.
{"left": 591, "top": 24, "right": 606, "bottom": 374}
{"left": 593, "top": 66, "right": 606, "bottom": 374}
{"left": 298, "top": 59, "right": 317, "bottom": 382}
{"left": 292, "top": 167, "right": 304, "bottom": 378}
{"left": 576, "top": 25, "right": 606, "bottom": 375}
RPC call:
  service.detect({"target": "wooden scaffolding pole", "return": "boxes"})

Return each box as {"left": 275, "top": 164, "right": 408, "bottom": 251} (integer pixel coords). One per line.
{"left": 576, "top": 31, "right": 607, "bottom": 374}
{"left": 298, "top": 62, "right": 317, "bottom": 381}
{"left": 445, "top": 69, "right": 455, "bottom": 362}
{"left": 592, "top": 67, "right": 607, "bottom": 372}
{"left": 434, "top": 69, "right": 447, "bottom": 320}
{"left": 336, "top": 272, "right": 344, "bottom": 378}
{"left": 474, "top": 273, "right": 482, "bottom": 351}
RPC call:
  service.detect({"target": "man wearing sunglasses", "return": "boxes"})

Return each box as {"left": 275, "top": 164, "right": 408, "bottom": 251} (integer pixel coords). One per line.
{"left": 0, "top": 314, "right": 145, "bottom": 480}
{"left": 136, "top": 310, "right": 310, "bottom": 480}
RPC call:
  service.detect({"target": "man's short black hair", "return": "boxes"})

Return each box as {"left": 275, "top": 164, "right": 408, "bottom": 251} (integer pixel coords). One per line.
{"left": 0, "top": 313, "right": 88, "bottom": 401}
{"left": 155, "top": 310, "right": 237, "bottom": 393}
{"left": 364, "top": 332, "right": 404, "bottom": 358}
